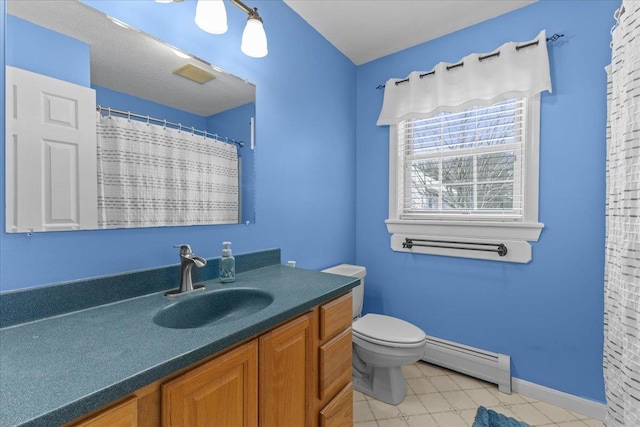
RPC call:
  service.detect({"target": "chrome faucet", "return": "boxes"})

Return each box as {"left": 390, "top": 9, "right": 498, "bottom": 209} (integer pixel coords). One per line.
{"left": 165, "top": 244, "right": 207, "bottom": 297}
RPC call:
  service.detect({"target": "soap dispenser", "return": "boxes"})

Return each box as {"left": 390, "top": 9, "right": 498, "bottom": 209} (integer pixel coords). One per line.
{"left": 219, "top": 241, "right": 235, "bottom": 283}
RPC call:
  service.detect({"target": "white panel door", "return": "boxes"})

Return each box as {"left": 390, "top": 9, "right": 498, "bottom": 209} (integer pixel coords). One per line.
{"left": 5, "top": 66, "right": 97, "bottom": 232}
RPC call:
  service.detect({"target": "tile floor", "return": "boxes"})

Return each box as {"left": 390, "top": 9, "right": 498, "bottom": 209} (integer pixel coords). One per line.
{"left": 353, "top": 361, "right": 603, "bottom": 427}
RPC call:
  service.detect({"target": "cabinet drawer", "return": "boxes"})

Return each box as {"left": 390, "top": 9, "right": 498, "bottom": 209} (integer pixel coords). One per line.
{"left": 319, "top": 383, "right": 353, "bottom": 427}
{"left": 319, "top": 328, "right": 352, "bottom": 400}
{"left": 319, "top": 292, "right": 352, "bottom": 341}
{"left": 70, "top": 396, "right": 138, "bottom": 427}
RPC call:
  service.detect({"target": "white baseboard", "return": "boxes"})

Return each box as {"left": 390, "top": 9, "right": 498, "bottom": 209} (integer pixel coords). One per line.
{"left": 512, "top": 377, "right": 606, "bottom": 421}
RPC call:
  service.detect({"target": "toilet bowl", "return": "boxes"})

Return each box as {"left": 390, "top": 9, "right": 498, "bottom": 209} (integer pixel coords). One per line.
{"left": 321, "top": 264, "right": 427, "bottom": 405}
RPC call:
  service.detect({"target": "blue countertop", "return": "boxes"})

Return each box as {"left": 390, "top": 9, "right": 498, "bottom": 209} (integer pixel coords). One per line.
{"left": 0, "top": 258, "right": 358, "bottom": 426}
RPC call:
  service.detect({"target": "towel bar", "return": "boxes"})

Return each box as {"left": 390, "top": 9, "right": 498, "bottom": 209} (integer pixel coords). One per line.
{"left": 402, "top": 238, "right": 508, "bottom": 257}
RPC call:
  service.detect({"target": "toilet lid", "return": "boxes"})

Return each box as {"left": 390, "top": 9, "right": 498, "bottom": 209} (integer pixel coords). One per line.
{"left": 353, "top": 313, "right": 425, "bottom": 345}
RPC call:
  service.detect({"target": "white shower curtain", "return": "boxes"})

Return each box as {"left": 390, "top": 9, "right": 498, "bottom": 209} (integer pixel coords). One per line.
{"left": 96, "top": 113, "right": 239, "bottom": 228}
{"left": 604, "top": 1, "right": 640, "bottom": 425}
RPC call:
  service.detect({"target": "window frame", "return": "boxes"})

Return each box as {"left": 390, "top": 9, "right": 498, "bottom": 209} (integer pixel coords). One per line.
{"left": 386, "top": 94, "right": 544, "bottom": 263}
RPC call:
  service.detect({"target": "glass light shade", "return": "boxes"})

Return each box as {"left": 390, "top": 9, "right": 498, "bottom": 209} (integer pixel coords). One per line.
{"left": 195, "top": 0, "right": 228, "bottom": 35}
{"left": 241, "top": 17, "right": 268, "bottom": 58}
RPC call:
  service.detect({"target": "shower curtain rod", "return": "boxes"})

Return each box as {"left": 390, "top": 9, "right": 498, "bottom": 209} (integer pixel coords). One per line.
{"left": 375, "top": 33, "right": 564, "bottom": 90}
{"left": 96, "top": 105, "right": 245, "bottom": 148}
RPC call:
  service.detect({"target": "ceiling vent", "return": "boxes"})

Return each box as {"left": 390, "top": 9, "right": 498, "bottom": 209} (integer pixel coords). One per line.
{"left": 172, "top": 63, "right": 216, "bottom": 84}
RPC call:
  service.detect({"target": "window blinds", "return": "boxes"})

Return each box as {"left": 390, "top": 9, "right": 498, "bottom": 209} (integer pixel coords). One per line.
{"left": 397, "top": 98, "right": 526, "bottom": 220}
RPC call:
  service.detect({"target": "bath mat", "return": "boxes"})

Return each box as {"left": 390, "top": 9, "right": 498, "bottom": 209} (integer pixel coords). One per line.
{"left": 472, "top": 406, "right": 530, "bottom": 427}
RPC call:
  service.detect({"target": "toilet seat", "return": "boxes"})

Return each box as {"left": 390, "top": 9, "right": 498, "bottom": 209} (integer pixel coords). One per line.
{"left": 353, "top": 314, "right": 426, "bottom": 348}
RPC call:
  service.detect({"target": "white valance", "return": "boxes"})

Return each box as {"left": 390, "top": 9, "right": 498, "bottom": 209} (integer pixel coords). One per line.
{"left": 377, "top": 30, "right": 552, "bottom": 126}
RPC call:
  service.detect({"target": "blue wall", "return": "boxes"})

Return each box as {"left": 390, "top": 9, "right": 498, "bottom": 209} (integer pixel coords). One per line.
{"left": 0, "top": 0, "right": 618, "bottom": 404}
{"left": 0, "top": 0, "right": 357, "bottom": 290}
{"left": 6, "top": 15, "right": 90, "bottom": 85}
{"left": 355, "top": 0, "right": 617, "bottom": 403}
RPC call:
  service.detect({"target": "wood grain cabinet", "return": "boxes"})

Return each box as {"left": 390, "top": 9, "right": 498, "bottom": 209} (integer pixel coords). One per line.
{"left": 319, "top": 328, "right": 353, "bottom": 401}
{"left": 65, "top": 291, "right": 353, "bottom": 427}
{"left": 316, "top": 292, "right": 354, "bottom": 427}
{"left": 162, "top": 340, "right": 258, "bottom": 427}
{"left": 319, "top": 383, "right": 354, "bottom": 427}
{"left": 259, "top": 312, "right": 314, "bottom": 427}
{"left": 68, "top": 397, "right": 138, "bottom": 427}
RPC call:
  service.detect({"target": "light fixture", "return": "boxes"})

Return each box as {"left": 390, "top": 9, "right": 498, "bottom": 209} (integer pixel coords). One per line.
{"left": 195, "top": 0, "right": 228, "bottom": 35}
{"left": 241, "top": 11, "right": 268, "bottom": 58}
{"left": 157, "top": 0, "right": 268, "bottom": 58}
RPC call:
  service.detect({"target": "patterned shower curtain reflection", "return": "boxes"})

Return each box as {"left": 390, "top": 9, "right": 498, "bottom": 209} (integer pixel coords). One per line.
{"left": 96, "top": 112, "right": 239, "bottom": 228}
{"left": 604, "top": 1, "right": 640, "bottom": 425}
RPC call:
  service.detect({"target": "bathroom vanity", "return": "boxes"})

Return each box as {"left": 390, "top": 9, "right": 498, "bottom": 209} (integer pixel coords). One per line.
{"left": 66, "top": 292, "right": 353, "bottom": 427}
{"left": 0, "top": 250, "right": 357, "bottom": 427}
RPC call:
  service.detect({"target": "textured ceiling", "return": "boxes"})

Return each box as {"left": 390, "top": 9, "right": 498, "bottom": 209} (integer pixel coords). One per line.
{"left": 284, "top": 0, "right": 538, "bottom": 65}
{"left": 7, "top": 0, "right": 255, "bottom": 117}
{"left": 7, "top": 0, "right": 539, "bottom": 113}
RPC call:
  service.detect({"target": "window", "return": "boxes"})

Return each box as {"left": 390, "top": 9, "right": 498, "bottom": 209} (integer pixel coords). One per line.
{"left": 400, "top": 98, "right": 524, "bottom": 220}
{"left": 386, "top": 95, "right": 544, "bottom": 263}
{"left": 377, "top": 32, "right": 552, "bottom": 263}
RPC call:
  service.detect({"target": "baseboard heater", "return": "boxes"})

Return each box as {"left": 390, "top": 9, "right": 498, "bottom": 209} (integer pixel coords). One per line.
{"left": 421, "top": 335, "right": 512, "bottom": 394}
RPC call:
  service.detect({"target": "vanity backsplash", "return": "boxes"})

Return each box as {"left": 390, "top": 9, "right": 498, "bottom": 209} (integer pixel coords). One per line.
{"left": 0, "top": 248, "right": 281, "bottom": 328}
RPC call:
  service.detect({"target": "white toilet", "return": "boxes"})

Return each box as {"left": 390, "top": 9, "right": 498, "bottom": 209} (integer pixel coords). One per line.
{"left": 322, "top": 264, "right": 427, "bottom": 405}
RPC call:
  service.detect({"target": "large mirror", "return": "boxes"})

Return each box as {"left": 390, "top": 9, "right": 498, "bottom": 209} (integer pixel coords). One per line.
{"left": 5, "top": 0, "right": 256, "bottom": 233}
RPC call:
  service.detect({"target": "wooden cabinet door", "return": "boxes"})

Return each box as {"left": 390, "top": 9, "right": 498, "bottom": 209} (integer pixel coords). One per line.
{"left": 71, "top": 397, "right": 137, "bottom": 427}
{"left": 259, "top": 312, "right": 314, "bottom": 427}
{"left": 162, "top": 340, "right": 258, "bottom": 427}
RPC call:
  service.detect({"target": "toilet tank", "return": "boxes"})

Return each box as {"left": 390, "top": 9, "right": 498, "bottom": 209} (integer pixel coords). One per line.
{"left": 321, "top": 264, "right": 366, "bottom": 319}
